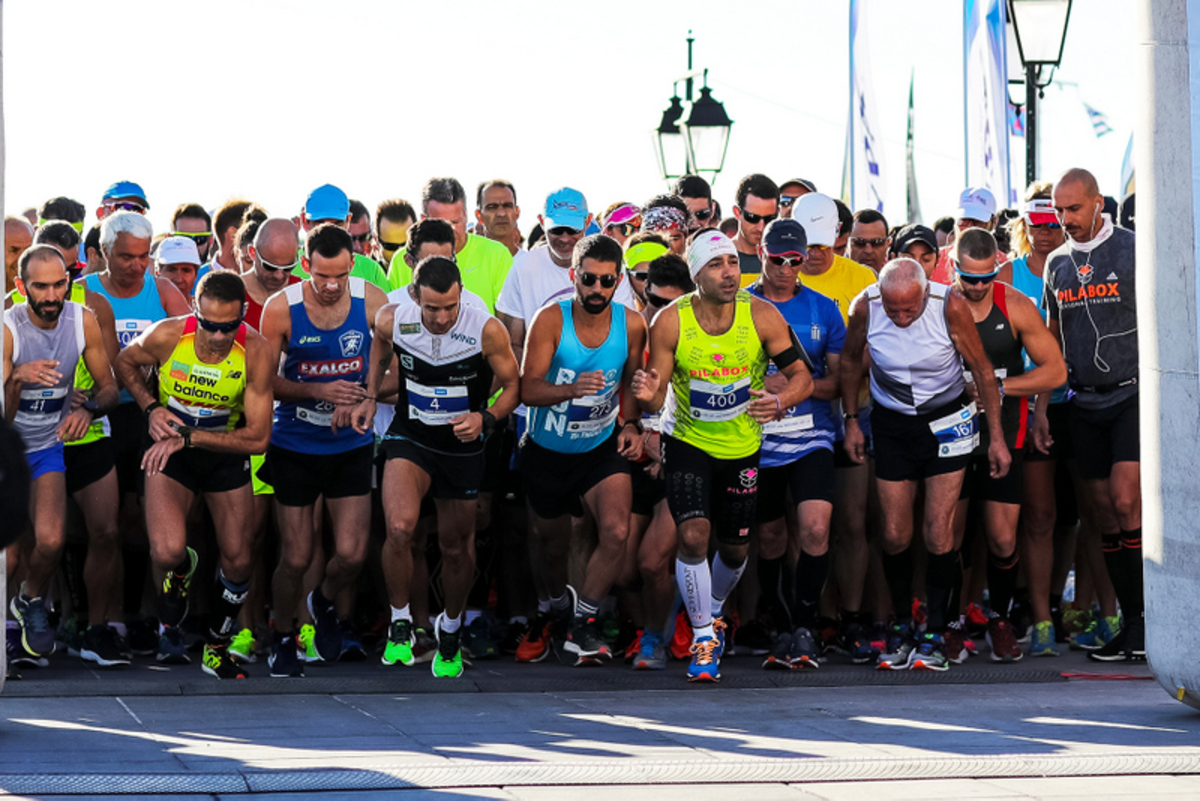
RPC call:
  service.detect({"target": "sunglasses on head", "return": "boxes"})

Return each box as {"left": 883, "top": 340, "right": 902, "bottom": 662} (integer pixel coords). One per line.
{"left": 607, "top": 222, "right": 638, "bottom": 237}
{"left": 1025, "top": 218, "right": 1062, "bottom": 230}
{"left": 195, "top": 313, "right": 242, "bottom": 334}
{"left": 739, "top": 209, "right": 777, "bottom": 225}
{"left": 850, "top": 237, "right": 888, "bottom": 248}
{"left": 767, "top": 253, "right": 806, "bottom": 268}
{"left": 646, "top": 291, "right": 672, "bottom": 308}
{"left": 549, "top": 226, "right": 583, "bottom": 237}
{"left": 954, "top": 266, "right": 1001, "bottom": 285}
{"left": 579, "top": 271, "right": 619, "bottom": 289}
{"left": 172, "top": 230, "right": 212, "bottom": 246}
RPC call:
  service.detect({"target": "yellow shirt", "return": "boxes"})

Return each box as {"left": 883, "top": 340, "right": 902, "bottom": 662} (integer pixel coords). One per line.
{"left": 387, "top": 233, "right": 513, "bottom": 313}
{"left": 158, "top": 317, "right": 248, "bottom": 431}
{"left": 800, "top": 255, "right": 878, "bottom": 323}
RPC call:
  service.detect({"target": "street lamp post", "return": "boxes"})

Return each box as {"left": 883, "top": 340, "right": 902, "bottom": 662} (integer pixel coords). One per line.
{"left": 1008, "top": 0, "right": 1073, "bottom": 188}
{"left": 653, "top": 32, "right": 733, "bottom": 184}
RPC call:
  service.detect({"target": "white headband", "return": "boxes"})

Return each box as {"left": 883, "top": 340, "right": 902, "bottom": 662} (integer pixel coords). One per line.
{"left": 686, "top": 231, "right": 738, "bottom": 278}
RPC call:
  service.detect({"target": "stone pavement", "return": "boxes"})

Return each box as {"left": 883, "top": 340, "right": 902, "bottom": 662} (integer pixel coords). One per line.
{"left": 1, "top": 647, "right": 1198, "bottom": 797}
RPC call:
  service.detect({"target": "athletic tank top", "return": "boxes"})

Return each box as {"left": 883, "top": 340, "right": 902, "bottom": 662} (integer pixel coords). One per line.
{"left": 528, "top": 301, "right": 628, "bottom": 454}
{"left": 969, "top": 283, "right": 1027, "bottom": 450}
{"left": 272, "top": 278, "right": 373, "bottom": 454}
{"left": 4, "top": 302, "right": 86, "bottom": 453}
{"left": 866, "top": 281, "right": 965, "bottom": 415}
{"left": 385, "top": 303, "right": 494, "bottom": 455}
{"left": 243, "top": 274, "right": 300, "bottom": 332}
{"left": 660, "top": 291, "right": 765, "bottom": 460}
{"left": 84, "top": 273, "right": 168, "bottom": 404}
{"left": 157, "top": 316, "right": 248, "bottom": 431}
{"left": 1010, "top": 254, "right": 1069, "bottom": 406}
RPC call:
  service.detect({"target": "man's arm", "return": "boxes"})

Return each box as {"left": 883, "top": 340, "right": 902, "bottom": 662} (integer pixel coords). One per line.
{"left": 749, "top": 298, "right": 814, "bottom": 421}
{"left": 115, "top": 319, "right": 188, "bottom": 441}
{"left": 157, "top": 276, "right": 193, "bottom": 316}
{"left": 497, "top": 312, "right": 526, "bottom": 368}
{"left": 631, "top": 305, "right": 679, "bottom": 414}
{"left": 445, "top": 317, "right": 522, "bottom": 445}
{"left": 347, "top": 300, "right": 396, "bottom": 434}
{"left": 838, "top": 293, "right": 869, "bottom": 416}
{"left": 1000, "top": 290, "right": 1067, "bottom": 398}
{"left": 84, "top": 290, "right": 120, "bottom": 369}
{"left": 946, "top": 290, "right": 1010, "bottom": 478}
{"left": 2, "top": 324, "right": 16, "bottom": 421}
{"left": 812, "top": 352, "right": 842, "bottom": 401}
{"left": 616, "top": 312, "right": 649, "bottom": 459}
{"left": 189, "top": 331, "right": 274, "bottom": 454}
{"left": 520, "top": 304, "right": 605, "bottom": 407}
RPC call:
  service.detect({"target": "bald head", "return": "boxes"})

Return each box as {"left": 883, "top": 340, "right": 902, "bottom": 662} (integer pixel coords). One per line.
{"left": 254, "top": 218, "right": 300, "bottom": 262}
{"left": 5, "top": 216, "right": 34, "bottom": 284}
{"left": 1056, "top": 168, "right": 1100, "bottom": 199}
{"left": 879, "top": 258, "right": 927, "bottom": 296}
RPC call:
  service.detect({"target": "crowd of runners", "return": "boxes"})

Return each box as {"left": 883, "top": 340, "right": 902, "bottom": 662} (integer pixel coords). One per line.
{"left": 0, "top": 167, "right": 1143, "bottom": 682}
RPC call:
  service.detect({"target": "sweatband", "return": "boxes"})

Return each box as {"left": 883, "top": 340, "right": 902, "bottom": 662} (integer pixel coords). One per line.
{"left": 624, "top": 242, "right": 669, "bottom": 270}
{"left": 686, "top": 231, "right": 739, "bottom": 278}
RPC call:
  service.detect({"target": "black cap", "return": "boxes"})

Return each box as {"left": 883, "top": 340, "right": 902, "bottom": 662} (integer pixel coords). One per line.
{"left": 891, "top": 224, "right": 938, "bottom": 258}
{"left": 780, "top": 178, "right": 817, "bottom": 194}
{"left": 762, "top": 218, "right": 808, "bottom": 257}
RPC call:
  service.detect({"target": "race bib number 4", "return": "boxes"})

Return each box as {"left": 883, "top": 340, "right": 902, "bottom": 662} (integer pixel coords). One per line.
{"left": 929, "top": 402, "right": 979, "bottom": 458}
{"left": 688, "top": 376, "right": 751, "bottom": 422}
{"left": 407, "top": 380, "right": 469, "bottom": 425}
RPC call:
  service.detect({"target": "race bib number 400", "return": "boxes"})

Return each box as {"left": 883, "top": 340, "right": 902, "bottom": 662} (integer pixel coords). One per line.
{"left": 688, "top": 376, "right": 751, "bottom": 423}
{"left": 407, "top": 380, "right": 469, "bottom": 426}
{"left": 929, "top": 402, "right": 979, "bottom": 458}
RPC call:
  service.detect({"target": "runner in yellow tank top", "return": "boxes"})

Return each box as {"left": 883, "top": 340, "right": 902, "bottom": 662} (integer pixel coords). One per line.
{"left": 632, "top": 231, "right": 814, "bottom": 683}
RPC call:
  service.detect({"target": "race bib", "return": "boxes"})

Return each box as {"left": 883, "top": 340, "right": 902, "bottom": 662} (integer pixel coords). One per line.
{"left": 15, "top": 386, "right": 68, "bottom": 426}
{"left": 688, "top": 376, "right": 751, "bottom": 422}
{"left": 763, "top": 412, "right": 814, "bottom": 436}
{"left": 167, "top": 397, "right": 231, "bottom": 429}
{"left": 643, "top": 412, "right": 661, "bottom": 433}
{"left": 929, "top": 402, "right": 978, "bottom": 458}
{"left": 563, "top": 388, "right": 619, "bottom": 436}
{"left": 296, "top": 404, "right": 333, "bottom": 427}
{"left": 407, "top": 379, "right": 469, "bottom": 426}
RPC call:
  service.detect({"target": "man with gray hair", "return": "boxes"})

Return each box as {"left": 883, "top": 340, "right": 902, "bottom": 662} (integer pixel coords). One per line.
{"left": 386, "top": 177, "right": 513, "bottom": 312}
{"left": 839, "top": 257, "right": 1009, "bottom": 672}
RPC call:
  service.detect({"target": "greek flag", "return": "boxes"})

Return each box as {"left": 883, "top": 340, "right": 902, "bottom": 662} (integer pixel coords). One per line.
{"left": 848, "top": 0, "right": 887, "bottom": 214}
{"left": 1083, "top": 103, "right": 1113, "bottom": 137}
{"left": 963, "top": 0, "right": 1011, "bottom": 207}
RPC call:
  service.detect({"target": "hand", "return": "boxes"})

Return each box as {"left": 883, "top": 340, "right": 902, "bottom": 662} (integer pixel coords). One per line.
{"left": 314, "top": 380, "right": 369, "bottom": 407}
{"left": 147, "top": 405, "right": 187, "bottom": 442}
{"left": 988, "top": 439, "right": 1012, "bottom": 479}
{"left": 646, "top": 460, "right": 662, "bottom": 480}
{"left": 843, "top": 419, "right": 866, "bottom": 465}
{"left": 645, "top": 431, "right": 662, "bottom": 464}
{"left": 1032, "top": 412, "right": 1053, "bottom": 455}
{"left": 349, "top": 398, "right": 376, "bottom": 435}
{"left": 141, "top": 436, "right": 184, "bottom": 475}
{"left": 748, "top": 389, "right": 783, "bottom": 423}
{"left": 762, "top": 371, "right": 788, "bottom": 395}
{"left": 450, "top": 412, "right": 483, "bottom": 442}
{"left": 631, "top": 368, "right": 660, "bottom": 403}
{"left": 964, "top": 378, "right": 981, "bottom": 405}
{"left": 13, "top": 359, "right": 62, "bottom": 387}
{"left": 56, "top": 408, "right": 93, "bottom": 443}
{"left": 71, "top": 388, "right": 89, "bottom": 411}
{"left": 330, "top": 404, "right": 357, "bottom": 435}
{"left": 617, "top": 423, "right": 643, "bottom": 460}
{"left": 571, "top": 370, "right": 607, "bottom": 398}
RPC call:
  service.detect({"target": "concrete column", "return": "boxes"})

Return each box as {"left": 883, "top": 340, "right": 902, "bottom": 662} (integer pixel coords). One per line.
{"left": 1139, "top": 0, "right": 1200, "bottom": 708}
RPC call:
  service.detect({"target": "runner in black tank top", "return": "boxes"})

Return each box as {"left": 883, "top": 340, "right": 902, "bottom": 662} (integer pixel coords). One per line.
{"left": 949, "top": 229, "right": 1067, "bottom": 666}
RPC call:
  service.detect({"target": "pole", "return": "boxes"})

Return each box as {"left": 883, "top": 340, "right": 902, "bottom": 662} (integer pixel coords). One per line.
{"left": 684, "top": 31, "right": 694, "bottom": 175}
{"left": 1025, "top": 63, "right": 1038, "bottom": 189}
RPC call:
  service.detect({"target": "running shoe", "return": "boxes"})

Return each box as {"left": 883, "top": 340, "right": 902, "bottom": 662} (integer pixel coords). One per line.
{"left": 382, "top": 620, "right": 416, "bottom": 666}
{"left": 515, "top": 612, "right": 553, "bottom": 663}
{"left": 57, "top": 616, "right": 84, "bottom": 658}
{"left": 1071, "top": 615, "right": 1120, "bottom": 651}
{"left": 202, "top": 642, "right": 248, "bottom": 679}
{"left": 816, "top": 617, "right": 841, "bottom": 655}
{"left": 1089, "top": 615, "right": 1146, "bottom": 662}
{"left": 911, "top": 598, "right": 928, "bottom": 633}
{"left": 1062, "top": 604, "right": 1092, "bottom": 637}
{"left": 305, "top": 591, "right": 342, "bottom": 662}
{"left": 632, "top": 631, "right": 666, "bottom": 670}
{"left": 964, "top": 602, "right": 989, "bottom": 638}
{"left": 686, "top": 636, "right": 720, "bottom": 682}
{"left": 10, "top": 595, "right": 55, "bottom": 658}
{"left": 712, "top": 616, "right": 728, "bottom": 660}
{"left": 159, "top": 547, "right": 198, "bottom": 628}
{"left": 790, "top": 627, "right": 821, "bottom": 669}
{"left": 432, "top": 615, "right": 464, "bottom": 678}
{"left": 338, "top": 619, "right": 366, "bottom": 662}
{"left": 943, "top": 622, "right": 969, "bottom": 664}
{"left": 624, "top": 630, "right": 643, "bottom": 663}
{"left": 500, "top": 619, "right": 528, "bottom": 655}
{"left": 669, "top": 610, "right": 694, "bottom": 660}
{"left": 462, "top": 617, "right": 499, "bottom": 660}
{"left": 733, "top": 617, "right": 771, "bottom": 656}
{"left": 126, "top": 618, "right": 158, "bottom": 657}
{"left": 877, "top": 623, "right": 915, "bottom": 670}
{"left": 843, "top": 622, "right": 879, "bottom": 665}
{"left": 761, "top": 633, "right": 794, "bottom": 670}
{"left": 563, "top": 616, "right": 610, "bottom": 666}
{"left": 412, "top": 627, "right": 436, "bottom": 664}
{"left": 907, "top": 632, "right": 950, "bottom": 671}
{"left": 298, "top": 624, "right": 321, "bottom": 663}
{"left": 1029, "top": 620, "right": 1060, "bottom": 657}
{"left": 268, "top": 631, "right": 303, "bottom": 677}
{"left": 7, "top": 626, "right": 47, "bottom": 668}
{"left": 987, "top": 618, "right": 1024, "bottom": 662}
{"left": 156, "top": 626, "right": 190, "bottom": 664}
{"left": 81, "top": 625, "right": 130, "bottom": 667}
{"left": 597, "top": 612, "right": 622, "bottom": 650}
{"left": 229, "top": 628, "right": 257, "bottom": 664}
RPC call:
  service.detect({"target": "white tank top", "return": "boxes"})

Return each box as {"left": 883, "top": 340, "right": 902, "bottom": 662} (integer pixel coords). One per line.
{"left": 866, "top": 282, "right": 965, "bottom": 415}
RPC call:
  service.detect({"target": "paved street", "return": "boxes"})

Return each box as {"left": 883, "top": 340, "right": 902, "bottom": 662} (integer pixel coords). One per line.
{"left": 0, "top": 649, "right": 1197, "bottom": 798}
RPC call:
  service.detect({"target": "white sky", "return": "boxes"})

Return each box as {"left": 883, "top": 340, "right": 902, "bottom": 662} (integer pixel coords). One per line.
{"left": 3, "top": 0, "right": 1136, "bottom": 233}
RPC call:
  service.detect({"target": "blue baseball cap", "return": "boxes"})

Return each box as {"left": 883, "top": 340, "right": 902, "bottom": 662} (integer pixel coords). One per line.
{"left": 542, "top": 187, "right": 589, "bottom": 231}
{"left": 305, "top": 184, "right": 350, "bottom": 222}
{"left": 102, "top": 180, "right": 148, "bottom": 209}
{"left": 762, "top": 218, "right": 808, "bottom": 257}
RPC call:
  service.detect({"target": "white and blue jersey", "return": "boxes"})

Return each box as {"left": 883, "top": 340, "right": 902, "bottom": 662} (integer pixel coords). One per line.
{"left": 84, "top": 273, "right": 167, "bottom": 403}
{"left": 528, "top": 300, "right": 627, "bottom": 455}
{"left": 272, "top": 277, "right": 373, "bottom": 455}
{"left": 749, "top": 282, "right": 845, "bottom": 468}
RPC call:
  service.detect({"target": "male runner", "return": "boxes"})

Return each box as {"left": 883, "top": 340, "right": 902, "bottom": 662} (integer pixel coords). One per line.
{"left": 259, "top": 223, "right": 388, "bottom": 677}
{"left": 4, "top": 246, "right": 119, "bottom": 660}
{"left": 116, "top": 272, "right": 273, "bottom": 678}
{"left": 365, "top": 256, "right": 519, "bottom": 677}
{"left": 521, "top": 234, "right": 647, "bottom": 665}
{"left": 840, "top": 259, "right": 1010, "bottom": 672}
{"left": 632, "top": 231, "right": 814, "bottom": 682}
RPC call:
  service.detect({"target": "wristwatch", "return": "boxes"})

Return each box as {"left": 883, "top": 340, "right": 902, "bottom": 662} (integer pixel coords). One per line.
{"left": 842, "top": 411, "right": 859, "bottom": 421}
{"left": 82, "top": 398, "right": 102, "bottom": 419}
{"left": 480, "top": 409, "right": 497, "bottom": 436}
{"left": 624, "top": 419, "right": 645, "bottom": 434}
{"left": 179, "top": 425, "right": 193, "bottom": 448}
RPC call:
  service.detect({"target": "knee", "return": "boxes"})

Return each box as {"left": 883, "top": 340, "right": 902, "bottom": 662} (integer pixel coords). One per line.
{"left": 278, "top": 540, "right": 312, "bottom": 576}
{"left": 149, "top": 540, "right": 183, "bottom": 572}
{"left": 1113, "top": 494, "right": 1140, "bottom": 525}
{"left": 756, "top": 523, "right": 787, "bottom": 560}
{"left": 221, "top": 550, "right": 252, "bottom": 583}
{"left": 90, "top": 521, "right": 120, "bottom": 551}
{"left": 386, "top": 520, "right": 415, "bottom": 549}
{"left": 677, "top": 529, "right": 708, "bottom": 560}
{"left": 800, "top": 525, "right": 831, "bottom": 557}
{"left": 601, "top": 520, "right": 631, "bottom": 552}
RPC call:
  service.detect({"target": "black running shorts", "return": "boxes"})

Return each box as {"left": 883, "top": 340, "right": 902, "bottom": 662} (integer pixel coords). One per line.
{"left": 108, "top": 403, "right": 148, "bottom": 495}
{"left": 64, "top": 437, "right": 116, "bottom": 496}
{"left": 755, "top": 447, "right": 836, "bottom": 523}
{"left": 871, "top": 395, "right": 974, "bottom": 483}
{"left": 1025, "top": 401, "right": 1073, "bottom": 463}
{"left": 662, "top": 435, "right": 759, "bottom": 546}
{"left": 958, "top": 447, "right": 1024, "bottom": 505}
{"left": 520, "top": 431, "right": 632, "bottom": 520}
{"left": 381, "top": 436, "right": 485, "bottom": 501}
{"left": 261, "top": 443, "right": 374, "bottom": 507}
{"left": 158, "top": 447, "right": 251, "bottom": 495}
{"left": 630, "top": 460, "right": 666, "bottom": 517}
{"left": 1069, "top": 394, "right": 1139, "bottom": 481}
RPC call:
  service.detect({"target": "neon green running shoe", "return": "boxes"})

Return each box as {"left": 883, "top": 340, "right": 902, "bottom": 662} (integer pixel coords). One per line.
{"left": 298, "top": 623, "right": 321, "bottom": 663}
{"left": 382, "top": 620, "right": 416, "bottom": 666}
{"left": 432, "top": 615, "right": 464, "bottom": 678}
{"left": 229, "top": 628, "right": 257, "bottom": 664}
{"left": 159, "top": 547, "right": 198, "bottom": 628}
{"left": 1029, "top": 620, "right": 1059, "bottom": 657}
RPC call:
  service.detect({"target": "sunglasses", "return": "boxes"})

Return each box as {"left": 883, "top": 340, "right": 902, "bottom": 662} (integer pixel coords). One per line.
{"left": 379, "top": 239, "right": 405, "bottom": 252}
{"left": 607, "top": 222, "right": 638, "bottom": 238}
{"left": 954, "top": 266, "right": 1001, "bottom": 285}
{"left": 767, "top": 253, "right": 806, "bottom": 267}
{"left": 646, "top": 291, "right": 673, "bottom": 308}
{"left": 106, "top": 201, "right": 146, "bottom": 214}
{"left": 579, "top": 272, "right": 619, "bottom": 289}
{"left": 629, "top": 270, "right": 649, "bottom": 281}
{"left": 1026, "top": 220, "right": 1062, "bottom": 230}
{"left": 739, "top": 209, "right": 777, "bottom": 225}
{"left": 779, "top": 196, "right": 799, "bottom": 208}
{"left": 806, "top": 244, "right": 832, "bottom": 254}
{"left": 195, "top": 313, "right": 243, "bottom": 334}
{"left": 549, "top": 226, "right": 583, "bottom": 237}
{"left": 256, "top": 250, "right": 299, "bottom": 273}
{"left": 692, "top": 206, "right": 715, "bottom": 222}
{"left": 172, "top": 231, "right": 212, "bottom": 246}
{"left": 850, "top": 237, "right": 888, "bottom": 248}
{"left": 350, "top": 232, "right": 372, "bottom": 245}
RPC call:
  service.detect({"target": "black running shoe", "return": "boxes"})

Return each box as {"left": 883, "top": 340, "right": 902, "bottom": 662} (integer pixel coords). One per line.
{"left": 126, "top": 618, "right": 158, "bottom": 657}
{"left": 10, "top": 595, "right": 55, "bottom": 658}
{"left": 81, "top": 625, "right": 131, "bottom": 667}
{"left": 203, "top": 642, "right": 249, "bottom": 679}
{"left": 563, "top": 616, "right": 610, "bottom": 666}
{"left": 268, "top": 632, "right": 304, "bottom": 677}
{"left": 1089, "top": 616, "right": 1145, "bottom": 662}
{"left": 306, "top": 591, "right": 342, "bottom": 662}
{"left": 157, "top": 626, "right": 191, "bottom": 664}
{"left": 159, "top": 548, "right": 198, "bottom": 628}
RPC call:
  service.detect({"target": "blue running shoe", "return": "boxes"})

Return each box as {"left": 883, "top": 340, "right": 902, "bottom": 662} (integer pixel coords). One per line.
{"left": 1029, "top": 620, "right": 1059, "bottom": 657}
{"left": 877, "top": 623, "right": 915, "bottom": 670}
{"left": 306, "top": 590, "right": 342, "bottom": 662}
{"left": 156, "top": 626, "right": 190, "bottom": 664}
{"left": 712, "top": 616, "right": 728, "bottom": 660}
{"left": 907, "top": 632, "right": 949, "bottom": 671}
{"left": 687, "top": 636, "right": 721, "bottom": 682}
{"left": 1071, "top": 615, "right": 1120, "bottom": 651}
{"left": 632, "top": 631, "right": 666, "bottom": 670}
{"left": 10, "top": 595, "right": 55, "bottom": 658}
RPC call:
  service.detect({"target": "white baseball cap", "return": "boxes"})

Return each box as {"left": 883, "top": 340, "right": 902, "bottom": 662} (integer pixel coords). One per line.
{"left": 957, "top": 186, "right": 997, "bottom": 222}
{"left": 792, "top": 193, "right": 839, "bottom": 248}
{"left": 157, "top": 235, "right": 202, "bottom": 266}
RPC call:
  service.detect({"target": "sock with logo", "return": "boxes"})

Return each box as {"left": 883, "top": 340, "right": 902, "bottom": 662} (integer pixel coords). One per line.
{"left": 208, "top": 571, "right": 249, "bottom": 643}
{"left": 676, "top": 553, "right": 713, "bottom": 638}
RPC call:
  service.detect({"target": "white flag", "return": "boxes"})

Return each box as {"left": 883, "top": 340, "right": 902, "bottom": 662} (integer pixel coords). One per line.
{"left": 849, "top": 0, "right": 886, "bottom": 214}
{"left": 964, "top": 0, "right": 1012, "bottom": 205}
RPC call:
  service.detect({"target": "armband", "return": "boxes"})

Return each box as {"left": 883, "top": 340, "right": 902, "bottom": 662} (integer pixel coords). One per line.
{"left": 771, "top": 345, "right": 801, "bottom": 370}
